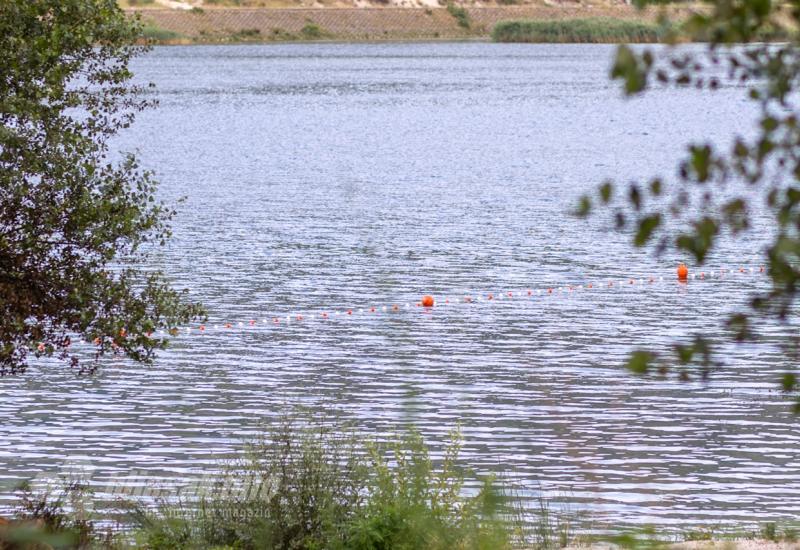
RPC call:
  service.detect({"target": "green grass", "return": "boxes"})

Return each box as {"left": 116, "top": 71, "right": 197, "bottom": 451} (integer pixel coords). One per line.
{"left": 141, "top": 24, "right": 184, "bottom": 42}
{"left": 492, "top": 18, "right": 664, "bottom": 43}
{"left": 230, "top": 27, "right": 262, "bottom": 41}
{"left": 300, "top": 22, "right": 328, "bottom": 39}
{"left": 446, "top": 3, "right": 471, "bottom": 29}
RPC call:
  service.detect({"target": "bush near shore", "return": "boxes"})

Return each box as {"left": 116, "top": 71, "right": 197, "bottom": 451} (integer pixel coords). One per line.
{"left": 492, "top": 18, "right": 664, "bottom": 43}
{"left": 0, "top": 422, "right": 570, "bottom": 549}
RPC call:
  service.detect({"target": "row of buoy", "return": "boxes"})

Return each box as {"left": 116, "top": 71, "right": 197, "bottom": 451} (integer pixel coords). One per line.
{"left": 32, "top": 264, "right": 768, "bottom": 352}
{"left": 154, "top": 263, "right": 765, "bottom": 335}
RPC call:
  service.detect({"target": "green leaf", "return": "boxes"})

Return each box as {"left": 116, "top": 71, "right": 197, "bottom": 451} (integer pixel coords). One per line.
{"left": 626, "top": 350, "right": 654, "bottom": 375}
{"left": 611, "top": 45, "right": 647, "bottom": 95}
{"left": 576, "top": 195, "right": 592, "bottom": 217}
{"left": 649, "top": 178, "right": 662, "bottom": 196}
{"left": 634, "top": 214, "right": 661, "bottom": 246}
{"left": 628, "top": 184, "right": 642, "bottom": 211}
{"left": 676, "top": 217, "right": 719, "bottom": 262}
{"left": 722, "top": 198, "right": 748, "bottom": 233}
{"left": 599, "top": 181, "right": 613, "bottom": 203}
{"left": 674, "top": 344, "right": 694, "bottom": 364}
{"left": 726, "top": 313, "right": 751, "bottom": 342}
{"left": 689, "top": 144, "right": 713, "bottom": 183}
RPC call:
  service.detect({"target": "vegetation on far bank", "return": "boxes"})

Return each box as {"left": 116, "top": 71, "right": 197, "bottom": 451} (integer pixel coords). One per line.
{"left": 491, "top": 16, "right": 794, "bottom": 44}
{"left": 492, "top": 18, "right": 664, "bottom": 43}
{"left": 139, "top": 17, "right": 668, "bottom": 45}
{"left": 139, "top": 21, "right": 335, "bottom": 44}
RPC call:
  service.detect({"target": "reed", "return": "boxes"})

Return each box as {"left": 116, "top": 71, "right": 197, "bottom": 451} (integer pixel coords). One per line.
{"left": 492, "top": 18, "right": 664, "bottom": 43}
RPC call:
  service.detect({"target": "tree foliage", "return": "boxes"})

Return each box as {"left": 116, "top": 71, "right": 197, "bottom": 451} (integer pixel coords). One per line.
{"left": 580, "top": 0, "right": 800, "bottom": 400}
{"left": 0, "top": 0, "right": 203, "bottom": 374}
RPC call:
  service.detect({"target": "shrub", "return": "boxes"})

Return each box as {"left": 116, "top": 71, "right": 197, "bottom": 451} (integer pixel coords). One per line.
{"left": 131, "top": 421, "right": 564, "bottom": 549}
{"left": 492, "top": 18, "right": 663, "bottom": 43}
{"left": 446, "top": 3, "right": 471, "bottom": 29}
{"left": 300, "top": 22, "right": 327, "bottom": 39}
{"left": 231, "top": 28, "right": 262, "bottom": 41}
{"left": 0, "top": 481, "right": 116, "bottom": 549}
{"left": 132, "top": 420, "right": 366, "bottom": 549}
{"left": 2, "top": 420, "right": 574, "bottom": 549}
{"left": 141, "top": 24, "right": 184, "bottom": 42}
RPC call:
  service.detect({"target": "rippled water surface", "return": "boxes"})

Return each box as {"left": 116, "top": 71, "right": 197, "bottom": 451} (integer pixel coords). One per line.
{"left": 1, "top": 43, "right": 798, "bottom": 527}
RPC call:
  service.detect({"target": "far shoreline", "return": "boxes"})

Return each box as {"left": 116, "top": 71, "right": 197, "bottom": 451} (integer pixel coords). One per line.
{"left": 129, "top": 5, "right": 691, "bottom": 44}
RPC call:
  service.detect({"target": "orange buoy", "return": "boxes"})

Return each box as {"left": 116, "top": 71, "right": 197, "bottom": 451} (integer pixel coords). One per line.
{"left": 527, "top": 289, "right": 532, "bottom": 296}
{"left": 700, "top": 272, "right": 705, "bottom": 280}
{"left": 487, "top": 293, "right": 494, "bottom": 300}
{"left": 464, "top": 296, "right": 472, "bottom": 303}
{"left": 199, "top": 325, "right": 205, "bottom": 331}
{"left": 322, "top": 312, "right": 328, "bottom": 318}
{"left": 273, "top": 318, "right": 279, "bottom": 323}
{"left": 370, "top": 307, "right": 375, "bottom": 313}
{"left": 347, "top": 310, "right": 352, "bottom": 315}
{"left": 392, "top": 304, "right": 399, "bottom": 311}
{"left": 249, "top": 320, "right": 255, "bottom": 326}
{"left": 548, "top": 288, "right": 553, "bottom": 294}
{"left": 760, "top": 265, "right": 765, "bottom": 273}
{"left": 421, "top": 295, "right": 434, "bottom": 308}
{"left": 225, "top": 323, "right": 232, "bottom": 328}
{"left": 677, "top": 263, "right": 689, "bottom": 281}
{"left": 37, "top": 343, "right": 45, "bottom": 352}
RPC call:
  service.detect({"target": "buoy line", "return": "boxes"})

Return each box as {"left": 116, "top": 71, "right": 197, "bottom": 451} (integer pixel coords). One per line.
{"left": 145, "top": 264, "right": 768, "bottom": 337}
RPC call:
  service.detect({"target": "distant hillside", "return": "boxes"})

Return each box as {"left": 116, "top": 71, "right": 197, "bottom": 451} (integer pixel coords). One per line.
{"left": 128, "top": 3, "right": 689, "bottom": 44}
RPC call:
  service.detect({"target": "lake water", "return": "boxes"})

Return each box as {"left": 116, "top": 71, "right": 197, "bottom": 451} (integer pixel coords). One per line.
{"left": 1, "top": 42, "right": 798, "bottom": 529}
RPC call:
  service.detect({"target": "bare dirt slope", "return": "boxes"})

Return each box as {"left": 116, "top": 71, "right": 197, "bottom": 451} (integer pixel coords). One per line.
{"left": 130, "top": 2, "right": 679, "bottom": 42}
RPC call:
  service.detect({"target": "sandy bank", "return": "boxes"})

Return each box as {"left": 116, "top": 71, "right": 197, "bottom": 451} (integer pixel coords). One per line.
{"left": 129, "top": 4, "right": 686, "bottom": 42}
